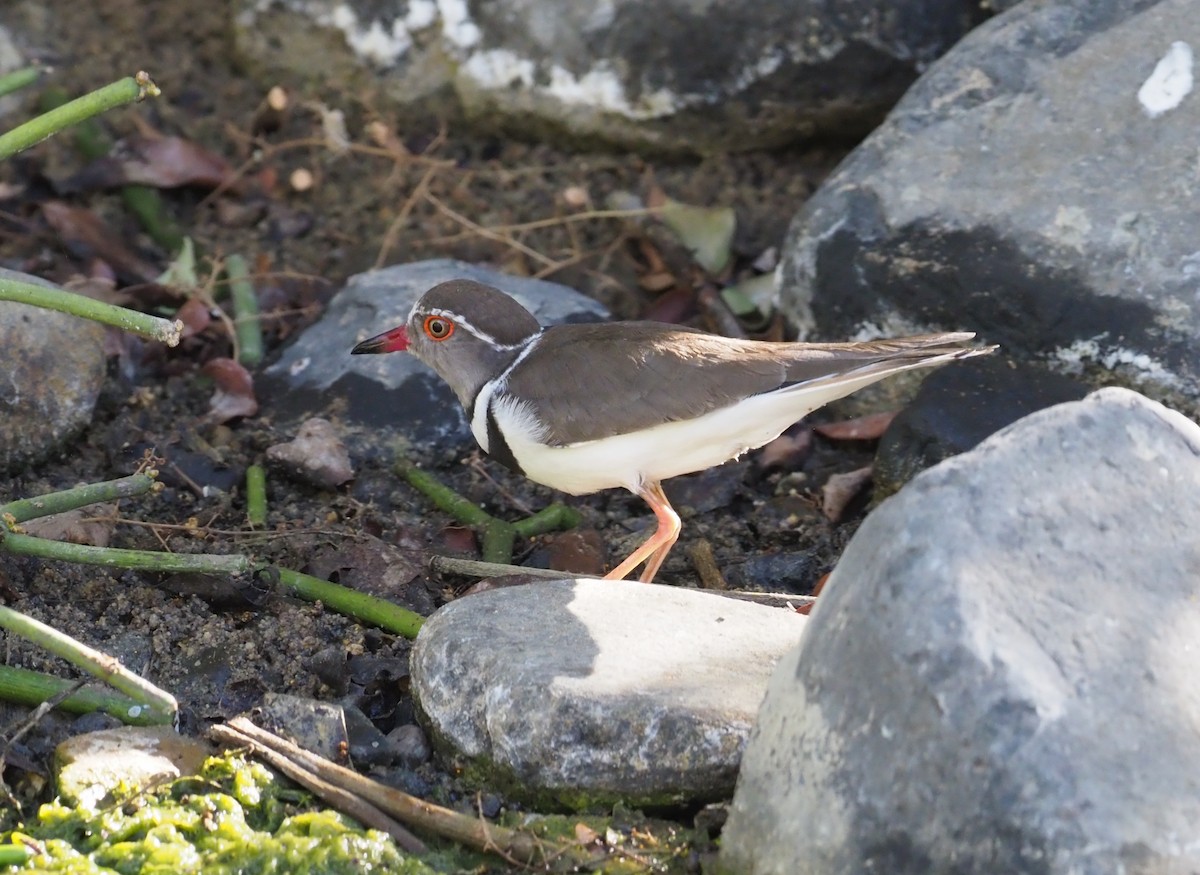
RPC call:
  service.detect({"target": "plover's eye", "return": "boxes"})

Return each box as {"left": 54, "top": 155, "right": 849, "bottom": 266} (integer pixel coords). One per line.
{"left": 424, "top": 315, "right": 455, "bottom": 340}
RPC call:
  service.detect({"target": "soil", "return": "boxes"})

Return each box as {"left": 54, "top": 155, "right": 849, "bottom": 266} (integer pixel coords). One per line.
{"left": 0, "top": 0, "right": 881, "bottom": 861}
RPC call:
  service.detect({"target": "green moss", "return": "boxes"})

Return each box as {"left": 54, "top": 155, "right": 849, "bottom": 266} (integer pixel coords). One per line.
{"left": 2, "top": 754, "right": 435, "bottom": 875}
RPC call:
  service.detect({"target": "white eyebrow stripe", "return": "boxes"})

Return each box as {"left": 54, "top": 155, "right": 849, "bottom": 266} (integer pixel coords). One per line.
{"left": 426, "top": 307, "right": 534, "bottom": 350}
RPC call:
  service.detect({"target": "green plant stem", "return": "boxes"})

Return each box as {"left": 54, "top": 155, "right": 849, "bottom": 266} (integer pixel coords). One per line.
{"left": 0, "top": 531, "right": 251, "bottom": 574}
{"left": 1, "top": 473, "right": 156, "bottom": 524}
{"left": 225, "top": 255, "right": 264, "bottom": 367}
{"left": 0, "top": 664, "right": 165, "bottom": 726}
{"left": 0, "top": 66, "right": 40, "bottom": 98}
{"left": 0, "top": 531, "right": 425, "bottom": 639}
{"left": 400, "top": 460, "right": 580, "bottom": 565}
{"left": 39, "top": 84, "right": 185, "bottom": 253}
{"left": 0, "top": 605, "right": 176, "bottom": 724}
{"left": 245, "top": 464, "right": 267, "bottom": 526}
{"left": 0, "top": 276, "right": 182, "bottom": 345}
{"left": 276, "top": 568, "right": 424, "bottom": 639}
{"left": 0, "top": 71, "right": 159, "bottom": 161}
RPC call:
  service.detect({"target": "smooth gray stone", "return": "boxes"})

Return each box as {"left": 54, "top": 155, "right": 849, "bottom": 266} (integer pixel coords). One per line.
{"left": 411, "top": 578, "right": 807, "bottom": 807}
{"left": 779, "top": 0, "right": 1200, "bottom": 401}
{"left": 0, "top": 269, "right": 107, "bottom": 473}
{"left": 722, "top": 388, "right": 1200, "bottom": 874}
{"left": 261, "top": 259, "right": 606, "bottom": 446}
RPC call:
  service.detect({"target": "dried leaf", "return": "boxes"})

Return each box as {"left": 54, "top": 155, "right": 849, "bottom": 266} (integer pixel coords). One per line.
{"left": 175, "top": 297, "right": 212, "bottom": 338}
{"left": 69, "top": 135, "right": 235, "bottom": 190}
{"left": 41, "top": 201, "right": 160, "bottom": 283}
{"left": 202, "top": 357, "right": 258, "bottom": 423}
{"left": 821, "top": 466, "right": 874, "bottom": 522}
{"left": 22, "top": 505, "right": 116, "bottom": 547}
{"left": 813, "top": 411, "right": 898, "bottom": 441}
{"left": 656, "top": 196, "right": 736, "bottom": 275}
{"left": 757, "top": 429, "right": 813, "bottom": 470}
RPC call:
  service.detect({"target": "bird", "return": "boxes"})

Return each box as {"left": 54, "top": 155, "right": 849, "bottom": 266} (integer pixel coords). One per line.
{"left": 351, "top": 279, "right": 995, "bottom": 583}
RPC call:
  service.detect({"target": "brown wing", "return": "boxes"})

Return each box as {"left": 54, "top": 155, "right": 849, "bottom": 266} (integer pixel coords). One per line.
{"left": 503, "top": 323, "right": 980, "bottom": 445}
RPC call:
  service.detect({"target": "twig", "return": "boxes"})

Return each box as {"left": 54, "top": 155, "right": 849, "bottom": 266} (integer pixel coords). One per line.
{"left": 0, "top": 71, "right": 159, "bottom": 161}
{"left": 0, "top": 276, "right": 182, "bottom": 345}
{"left": 211, "top": 717, "right": 574, "bottom": 866}
{"left": 210, "top": 721, "right": 426, "bottom": 854}
{"left": 425, "top": 192, "right": 558, "bottom": 270}
{"left": 0, "top": 606, "right": 176, "bottom": 724}
{"left": 428, "top": 555, "right": 583, "bottom": 580}
{"left": 224, "top": 254, "right": 264, "bottom": 367}
{"left": 687, "top": 539, "right": 727, "bottom": 590}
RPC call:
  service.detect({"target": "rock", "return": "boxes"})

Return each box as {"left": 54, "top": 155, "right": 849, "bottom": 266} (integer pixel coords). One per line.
{"left": 261, "top": 259, "right": 607, "bottom": 449}
{"left": 387, "top": 723, "right": 431, "bottom": 769}
{"left": 266, "top": 416, "right": 354, "bottom": 488}
{"left": 0, "top": 269, "right": 108, "bottom": 473}
{"left": 873, "top": 356, "right": 1089, "bottom": 495}
{"left": 721, "top": 388, "right": 1200, "bottom": 874}
{"left": 411, "top": 578, "right": 807, "bottom": 807}
{"left": 234, "top": 0, "right": 989, "bottom": 154}
{"left": 779, "top": 0, "right": 1200, "bottom": 400}
{"left": 56, "top": 726, "right": 213, "bottom": 809}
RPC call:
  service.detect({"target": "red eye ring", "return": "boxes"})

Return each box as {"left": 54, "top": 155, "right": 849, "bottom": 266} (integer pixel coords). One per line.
{"left": 424, "top": 315, "right": 455, "bottom": 341}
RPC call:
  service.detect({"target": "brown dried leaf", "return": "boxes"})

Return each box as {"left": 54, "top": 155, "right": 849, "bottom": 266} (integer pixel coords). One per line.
{"left": 266, "top": 417, "right": 354, "bottom": 489}
{"left": 175, "top": 297, "right": 213, "bottom": 339}
{"left": 202, "top": 357, "right": 258, "bottom": 423}
{"left": 757, "top": 429, "right": 813, "bottom": 471}
{"left": 813, "top": 411, "right": 898, "bottom": 441}
{"left": 22, "top": 505, "right": 116, "bottom": 547}
{"left": 72, "top": 135, "right": 235, "bottom": 190}
{"left": 41, "top": 201, "right": 160, "bottom": 283}
{"left": 821, "top": 466, "right": 874, "bottom": 522}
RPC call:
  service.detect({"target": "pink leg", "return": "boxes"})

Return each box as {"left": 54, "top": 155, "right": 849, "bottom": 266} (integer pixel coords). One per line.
{"left": 603, "top": 481, "right": 681, "bottom": 583}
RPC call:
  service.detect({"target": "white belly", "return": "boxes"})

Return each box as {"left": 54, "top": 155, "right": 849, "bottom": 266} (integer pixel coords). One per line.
{"left": 491, "top": 381, "right": 864, "bottom": 495}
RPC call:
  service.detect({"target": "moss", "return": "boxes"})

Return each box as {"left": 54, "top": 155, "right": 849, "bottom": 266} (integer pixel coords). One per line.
{"left": 3, "top": 754, "right": 435, "bottom": 875}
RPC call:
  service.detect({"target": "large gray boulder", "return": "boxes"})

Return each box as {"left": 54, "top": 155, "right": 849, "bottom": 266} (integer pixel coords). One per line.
{"left": 721, "top": 388, "right": 1200, "bottom": 874}
{"left": 779, "top": 0, "right": 1200, "bottom": 400}
{"left": 235, "top": 0, "right": 989, "bottom": 154}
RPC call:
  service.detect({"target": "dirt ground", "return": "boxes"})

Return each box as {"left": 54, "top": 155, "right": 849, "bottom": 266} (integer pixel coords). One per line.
{"left": 0, "top": 0, "right": 878, "bottom": 848}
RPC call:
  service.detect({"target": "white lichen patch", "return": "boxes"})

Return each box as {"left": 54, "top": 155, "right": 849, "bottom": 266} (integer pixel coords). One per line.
{"left": 320, "top": 4, "right": 412, "bottom": 67}
{"left": 436, "top": 0, "right": 481, "bottom": 49}
{"left": 1055, "top": 338, "right": 1182, "bottom": 389}
{"left": 1137, "top": 41, "right": 1193, "bottom": 118}
{"left": 461, "top": 51, "right": 679, "bottom": 119}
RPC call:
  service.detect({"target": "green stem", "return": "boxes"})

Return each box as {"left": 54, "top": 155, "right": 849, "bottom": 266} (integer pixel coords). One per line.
{"left": 276, "top": 568, "right": 424, "bottom": 639}
{"left": 1, "top": 473, "right": 157, "bottom": 524}
{"left": 512, "top": 503, "right": 582, "bottom": 538}
{"left": 0, "top": 531, "right": 251, "bottom": 574}
{"left": 481, "top": 522, "right": 515, "bottom": 565}
{"left": 0, "top": 276, "right": 182, "bottom": 345}
{"left": 0, "top": 66, "right": 40, "bottom": 98}
{"left": 0, "top": 71, "right": 159, "bottom": 161}
{"left": 0, "top": 531, "right": 425, "bottom": 640}
{"left": 39, "top": 84, "right": 185, "bottom": 253}
{"left": 225, "top": 254, "right": 264, "bottom": 367}
{"left": 401, "top": 463, "right": 491, "bottom": 527}
{"left": 245, "top": 464, "right": 267, "bottom": 526}
{"left": 0, "top": 664, "right": 166, "bottom": 726}
{"left": 0, "top": 605, "right": 176, "bottom": 724}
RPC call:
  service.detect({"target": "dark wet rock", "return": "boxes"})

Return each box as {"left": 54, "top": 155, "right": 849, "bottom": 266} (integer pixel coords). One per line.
{"left": 387, "top": 723, "right": 431, "bottom": 769}
{"left": 724, "top": 550, "right": 821, "bottom": 593}
{"left": 234, "top": 0, "right": 989, "bottom": 155}
{"left": 0, "top": 269, "right": 107, "bottom": 473}
{"left": 255, "top": 692, "right": 349, "bottom": 763}
{"left": 873, "top": 356, "right": 1089, "bottom": 496}
{"left": 779, "top": 0, "right": 1200, "bottom": 401}
{"left": 412, "top": 579, "right": 806, "bottom": 807}
{"left": 261, "top": 259, "right": 607, "bottom": 452}
{"left": 343, "top": 703, "right": 398, "bottom": 767}
{"left": 722, "top": 388, "right": 1200, "bottom": 874}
